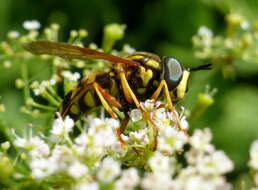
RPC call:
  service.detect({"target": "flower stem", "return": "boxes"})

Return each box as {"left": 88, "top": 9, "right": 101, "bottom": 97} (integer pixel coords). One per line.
{"left": 21, "top": 60, "right": 31, "bottom": 109}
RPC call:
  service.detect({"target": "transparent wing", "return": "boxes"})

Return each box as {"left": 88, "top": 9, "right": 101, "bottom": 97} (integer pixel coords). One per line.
{"left": 23, "top": 40, "right": 138, "bottom": 67}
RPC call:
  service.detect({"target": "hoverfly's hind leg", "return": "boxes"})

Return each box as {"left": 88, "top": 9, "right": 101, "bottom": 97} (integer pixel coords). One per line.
{"left": 93, "top": 82, "right": 121, "bottom": 119}
{"left": 93, "top": 82, "right": 122, "bottom": 109}
{"left": 116, "top": 116, "right": 130, "bottom": 145}
{"left": 119, "top": 72, "right": 140, "bottom": 108}
{"left": 151, "top": 80, "right": 188, "bottom": 135}
{"left": 93, "top": 82, "right": 130, "bottom": 145}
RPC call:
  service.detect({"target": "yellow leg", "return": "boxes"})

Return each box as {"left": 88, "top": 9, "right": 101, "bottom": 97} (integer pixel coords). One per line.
{"left": 93, "top": 82, "right": 118, "bottom": 119}
{"left": 119, "top": 72, "right": 140, "bottom": 108}
{"left": 151, "top": 80, "right": 187, "bottom": 134}
{"left": 151, "top": 80, "right": 173, "bottom": 111}
{"left": 93, "top": 82, "right": 122, "bottom": 109}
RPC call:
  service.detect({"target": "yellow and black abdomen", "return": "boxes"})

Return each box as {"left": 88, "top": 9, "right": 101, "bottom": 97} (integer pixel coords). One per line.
{"left": 60, "top": 72, "right": 115, "bottom": 121}
{"left": 60, "top": 85, "right": 99, "bottom": 121}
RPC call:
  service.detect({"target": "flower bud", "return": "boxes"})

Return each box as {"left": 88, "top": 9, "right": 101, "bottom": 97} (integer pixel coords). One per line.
{"left": 102, "top": 23, "right": 126, "bottom": 52}
{"left": 1, "top": 141, "right": 10, "bottom": 151}
{"left": 15, "top": 79, "right": 25, "bottom": 88}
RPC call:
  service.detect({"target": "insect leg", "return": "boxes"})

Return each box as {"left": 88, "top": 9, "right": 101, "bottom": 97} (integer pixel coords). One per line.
{"left": 116, "top": 116, "right": 130, "bottom": 145}
{"left": 119, "top": 72, "right": 140, "bottom": 108}
{"left": 151, "top": 80, "right": 173, "bottom": 111}
{"left": 93, "top": 82, "right": 122, "bottom": 109}
{"left": 93, "top": 82, "right": 119, "bottom": 119}
{"left": 151, "top": 80, "right": 187, "bottom": 134}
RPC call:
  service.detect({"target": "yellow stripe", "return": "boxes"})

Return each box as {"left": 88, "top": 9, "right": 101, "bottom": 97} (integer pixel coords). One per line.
{"left": 145, "top": 59, "right": 160, "bottom": 68}
{"left": 176, "top": 71, "right": 190, "bottom": 100}
{"left": 70, "top": 104, "right": 80, "bottom": 115}
{"left": 130, "top": 55, "right": 144, "bottom": 60}
{"left": 84, "top": 91, "right": 96, "bottom": 107}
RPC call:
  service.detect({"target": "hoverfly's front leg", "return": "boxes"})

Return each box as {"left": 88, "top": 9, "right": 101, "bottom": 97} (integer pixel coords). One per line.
{"left": 151, "top": 80, "right": 188, "bottom": 135}
{"left": 151, "top": 80, "right": 173, "bottom": 111}
{"left": 93, "top": 82, "right": 121, "bottom": 119}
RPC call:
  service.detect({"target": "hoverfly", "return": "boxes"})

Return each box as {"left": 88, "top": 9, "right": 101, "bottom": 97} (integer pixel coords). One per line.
{"left": 23, "top": 40, "right": 211, "bottom": 139}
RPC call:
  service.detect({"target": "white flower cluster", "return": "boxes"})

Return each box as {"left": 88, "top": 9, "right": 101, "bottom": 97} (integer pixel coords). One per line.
{"left": 140, "top": 128, "right": 233, "bottom": 190}
{"left": 32, "top": 79, "right": 56, "bottom": 96}
{"left": 126, "top": 99, "right": 188, "bottom": 152}
{"left": 249, "top": 140, "right": 258, "bottom": 188}
{"left": 62, "top": 70, "right": 81, "bottom": 82}
{"left": 23, "top": 20, "right": 41, "bottom": 30}
{"left": 12, "top": 114, "right": 123, "bottom": 182}
{"left": 175, "top": 129, "right": 234, "bottom": 190}
{"left": 192, "top": 26, "right": 215, "bottom": 59}
{"left": 192, "top": 14, "right": 258, "bottom": 66}
{"left": 11, "top": 99, "right": 233, "bottom": 190}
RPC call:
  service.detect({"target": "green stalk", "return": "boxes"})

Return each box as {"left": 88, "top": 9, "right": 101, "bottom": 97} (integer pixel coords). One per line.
{"left": 30, "top": 101, "right": 57, "bottom": 111}
{"left": 41, "top": 90, "right": 60, "bottom": 107}
{"left": 47, "top": 86, "right": 62, "bottom": 102}
{"left": 21, "top": 60, "right": 31, "bottom": 108}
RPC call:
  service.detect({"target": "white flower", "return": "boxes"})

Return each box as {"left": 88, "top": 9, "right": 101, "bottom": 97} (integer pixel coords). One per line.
{"left": 181, "top": 175, "right": 220, "bottom": 190}
{"left": 67, "top": 161, "right": 88, "bottom": 179}
{"left": 75, "top": 132, "right": 88, "bottom": 146}
{"left": 189, "top": 128, "right": 213, "bottom": 152}
{"left": 7, "top": 31, "right": 20, "bottom": 39}
{"left": 148, "top": 152, "right": 175, "bottom": 174}
{"left": 129, "top": 128, "right": 149, "bottom": 145}
{"left": 110, "top": 141, "right": 128, "bottom": 156}
{"left": 30, "top": 157, "right": 58, "bottom": 178}
{"left": 49, "top": 78, "right": 57, "bottom": 85}
{"left": 180, "top": 115, "right": 189, "bottom": 130}
{"left": 152, "top": 108, "right": 171, "bottom": 127}
{"left": 13, "top": 136, "right": 27, "bottom": 148}
{"left": 141, "top": 172, "right": 173, "bottom": 190}
{"left": 23, "top": 20, "right": 41, "bottom": 30}
{"left": 182, "top": 175, "right": 210, "bottom": 190}
{"left": 114, "top": 168, "right": 139, "bottom": 190}
{"left": 240, "top": 21, "right": 250, "bottom": 30}
{"left": 32, "top": 80, "right": 51, "bottom": 96}
{"left": 249, "top": 140, "right": 258, "bottom": 170}
{"left": 174, "top": 169, "right": 232, "bottom": 190}
{"left": 51, "top": 114, "right": 74, "bottom": 138}
{"left": 196, "top": 150, "right": 234, "bottom": 175}
{"left": 198, "top": 26, "right": 213, "bottom": 38}
{"left": 97, "top": 157, "right": 121, "bottom": 182}
{"left": 129, "top": 109, "right": 142, "bottom": 122}
{"left": 76, "top": 182, "right": 99, "bottom": 190}
{"left": 197, "top": 26, "right": 213, "bottom": 48}
{"left": 140, "top": 99, "right": 161, "bottom": 112}
{"left": 157, "top": 126, "right": 188, "bottom": 154}
{"left": 50, "top": 145, "right": 74, "bottom": 170}
{"left": 13, "top": 130, "right": 50, "bottom": 158}
{"left": 87, "top": 117, "right": 119, "bottom": 151}
{"left": 104, "top": 118, "right": 120, "bottom": 129}
{"left": 62, "top": 71, "right": 81, "bottom": 82}
{"left": 28, "top": 136, "right": 50, "bottom": 158}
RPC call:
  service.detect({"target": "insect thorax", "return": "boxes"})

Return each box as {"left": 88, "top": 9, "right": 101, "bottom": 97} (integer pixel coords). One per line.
{"left": 123, "top": 52, "right": 162, "bottom": 100}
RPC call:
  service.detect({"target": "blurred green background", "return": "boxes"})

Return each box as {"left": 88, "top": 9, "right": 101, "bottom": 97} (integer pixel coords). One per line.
{"left": 1, "top": 0, "right": 258, "bottom": 182}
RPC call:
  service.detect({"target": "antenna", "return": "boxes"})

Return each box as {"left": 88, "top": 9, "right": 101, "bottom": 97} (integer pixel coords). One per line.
{"left": 189, "top": 64, "right": 212, "bottom": 72}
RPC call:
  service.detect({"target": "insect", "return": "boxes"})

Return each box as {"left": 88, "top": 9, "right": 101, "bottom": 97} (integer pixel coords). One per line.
{"left": 23, "top": 40, "right": 211, "bottom": 139}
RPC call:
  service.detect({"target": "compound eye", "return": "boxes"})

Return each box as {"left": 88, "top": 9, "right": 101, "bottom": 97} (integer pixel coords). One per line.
{"left": 161, "top": 57, "right": 183, "bottom": 90}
